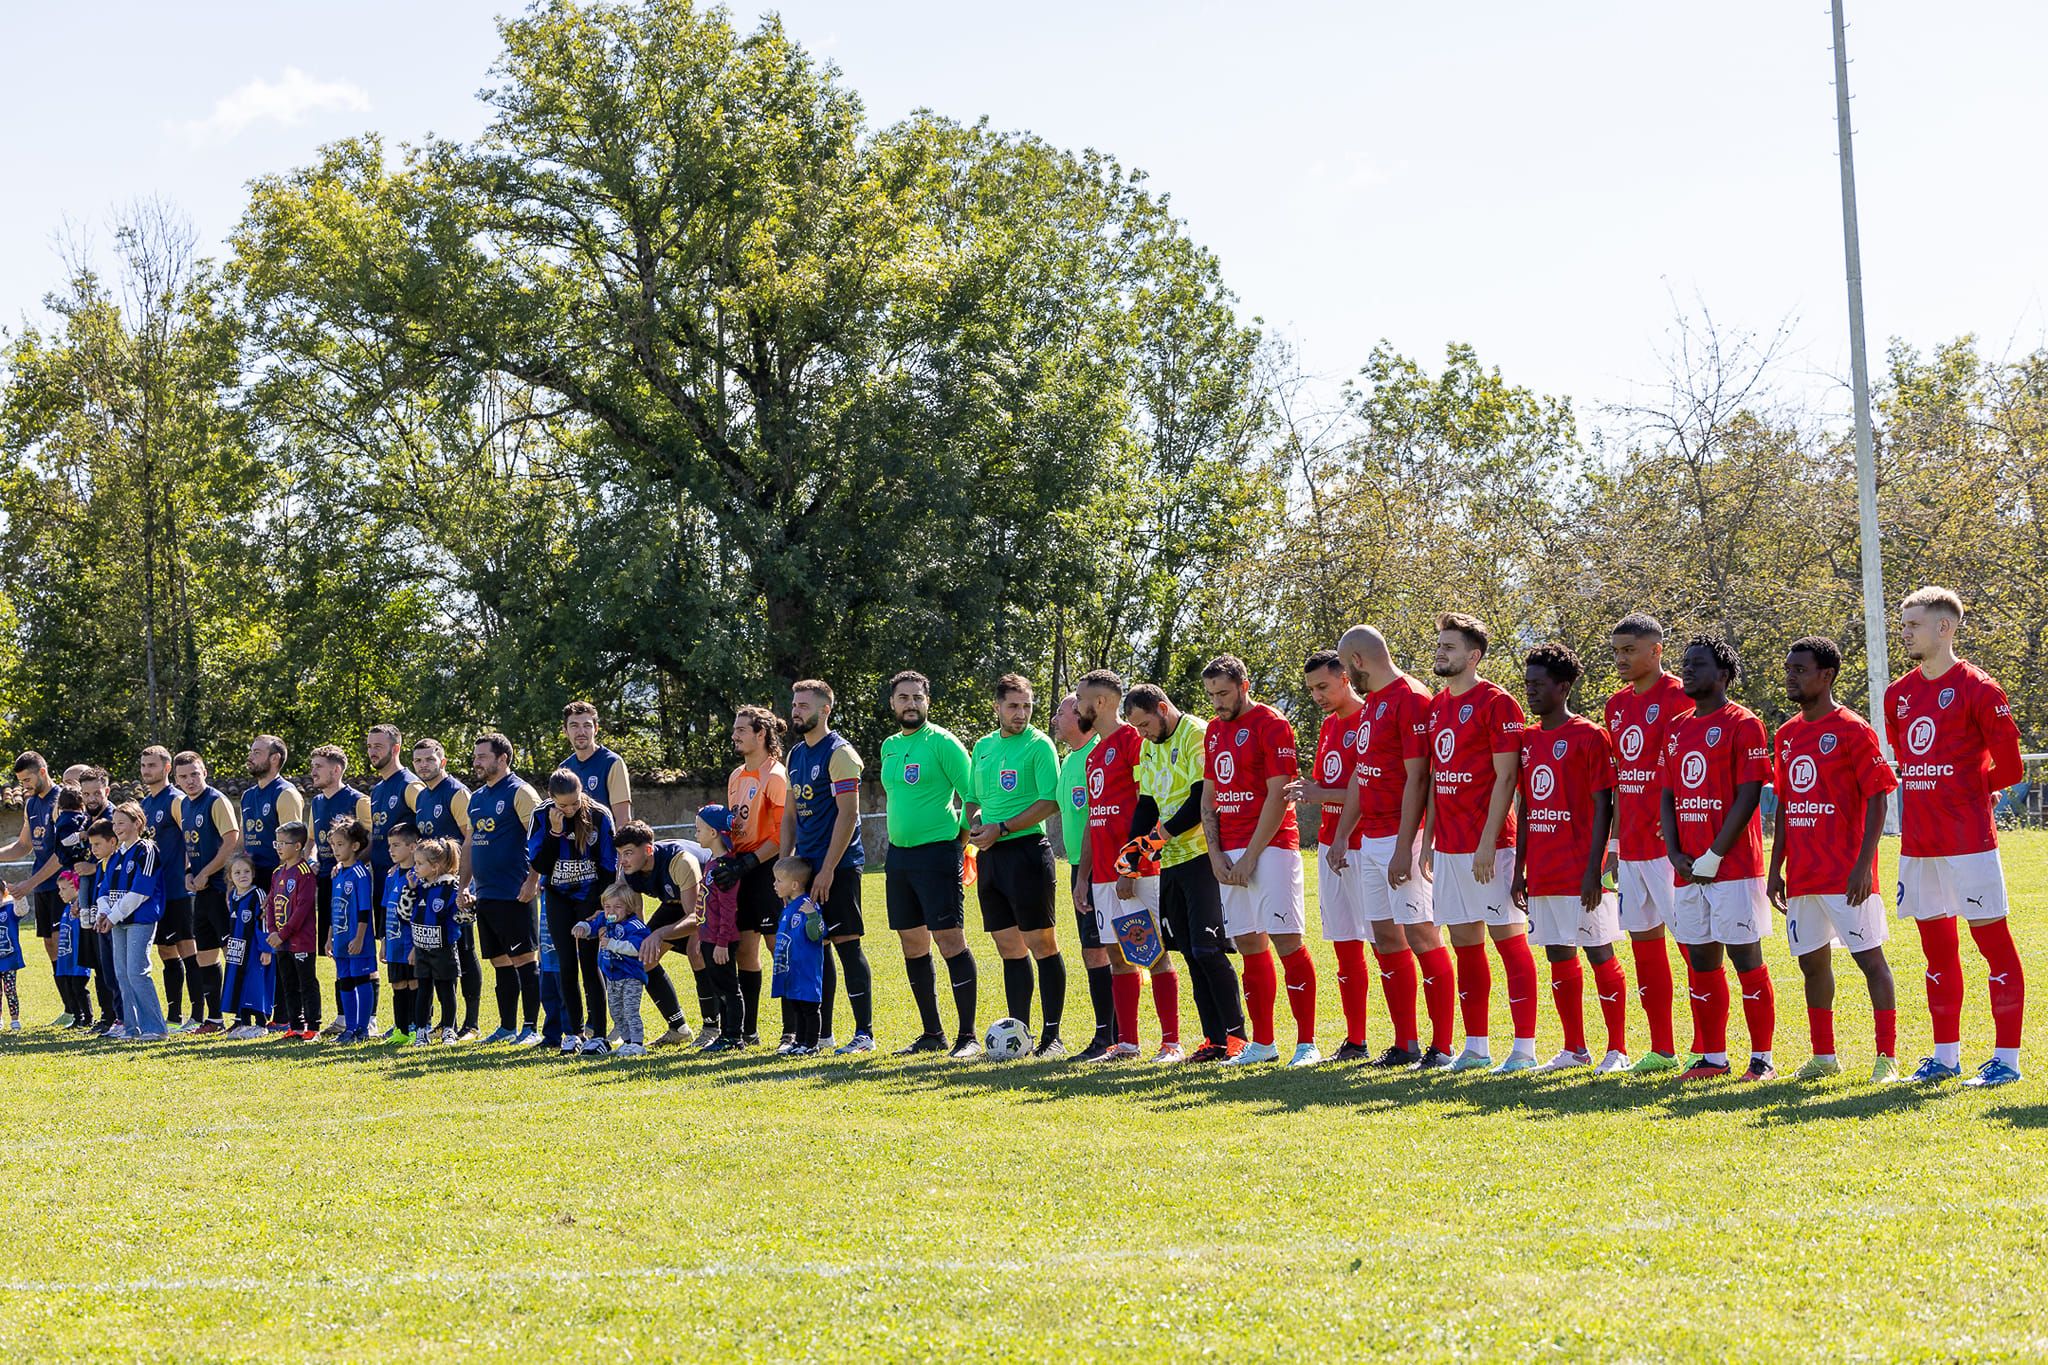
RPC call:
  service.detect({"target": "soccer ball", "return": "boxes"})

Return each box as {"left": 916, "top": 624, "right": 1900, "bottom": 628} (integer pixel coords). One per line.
{"left": 984, "top": 1017, "right": 1032, "bottom": 1060}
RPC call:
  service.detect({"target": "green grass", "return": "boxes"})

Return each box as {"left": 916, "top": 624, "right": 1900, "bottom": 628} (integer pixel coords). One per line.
{"left": 6, "top": 836, "right": 2048, "bottom": 1361}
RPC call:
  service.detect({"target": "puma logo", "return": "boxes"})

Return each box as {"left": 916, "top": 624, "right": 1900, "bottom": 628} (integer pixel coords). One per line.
{"left": 1743, "top": 990, "right": 1765, "bottom": 1002}
{"left": 1849, "top": 929, "right": 1866, "bottom": 942}
{"left": 1421, "top": 974, "right": 1437, "bottom": 987}
{"left": 1287, "top": 982, "right": 1307, "bottom": 992}
{"left": 1990, "top": 972, "right": 2010, "bottom": 986}
{"left": 1486, "top": 905, "right": 1505, "bottom": 917}
{"left": 1735, "top": 919, "right": 1755, "bottom": 932}
{"left": 1379, "top": 969, "right": 1397, "bottom": 983}
{"left": 1598, "top": 991, "right": 1621, "bottom": 1004}
{"left": 1966, "top": 896, "right": 1986, "bottom": 908}
{"left": 1689, "top": 990, "right": 1710, "bottom": 1003}
{"left": 1926, "top": 971, "right": 1943, "bottom": 985}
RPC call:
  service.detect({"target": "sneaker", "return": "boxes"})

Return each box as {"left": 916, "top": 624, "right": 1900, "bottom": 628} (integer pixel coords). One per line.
{"left": 1223, "top": 1040, "right": 1281, "bottom": 1066}
{"left": 1489, "top": 1052, "right": 1540, "bottom": 1075}
{"left": 364, "top": 1028, "right": 390, "bottom": 1043}
{"left": 481, "top": 1026, "right": 515, "bottom": 1044}
{"left": 410, "top": 1030, "right": 434, "bottom": 1047}
{"left": 1902, "top": 1055, "right": 1961, "bottom": 1084}
{"left": 651, "top": 1027, "right": 692, "bottom": 1048}
{"left": 1534, "top": 1048, "right": 1592, "bottom": 1073}
{"left": 1794, "top": 1056, "right": 1842, "bottom": 1082}
{"left": 1736, "top": 1057, "right": 1777, "bottom": 1084}
{"left": 1152, "top": 1042, "right": 1187, "bottom": 1064}
{"left": 560, "top": 1036, "right": 580, "bottom": 1055}
{"left": 739, "top": 1032, "right": 761, "bottom": 1047}
{"left": 320, "top": 1017, "right": 345, "bottom": 1037}
{"left": 107, "top": 1023, "right": 130, "bottom": 1041}
{"left": 454, "top": 1027, "right": 480, "bottom": 1043}
{"left": 6, "top": 1019, "right": 21, "bottom": 1034}
{"left": 384, "top": 1029, "right": 414, "bottom": 1046}
{"left": 694, "top": 1027, "right": 723, "bottom": 1051}
{"left": 785, "top": 1044, "right": 818, "bottom": 1057}
{"left": 50, "top": 1013, "right": 74, "bottom": 1029}
{"left": 512, "top": 1028, "right": 544, "bottom": 1048}
{"left": 1073, "top": 1037, "right": 1112, "bottom": 1063}
{"left": 1449, "top": 1049, "right": 1492, "bottom": 1073}
{"left": 1629, "top": 1051, "right": 1682, "bottom": 1076}
{"left": 193, "top": 1020, "right": 225, "bottom": 1036}
{"left": 1869, "top": 1054, "right": 1901, "bottom": 1084}
{"left": 439, "top": 1027, "right": 462, "bottom": 1044}
{"left": 836, "top": 1033, "right": 877, "bottom": 1055}
{"left": 1032, "top": 1037, "right": 1068, "bottom": 1060}
{"left": 1091, "top": 1042, "right": 1141, "bottom": 1062}
{"left": 1410, "top": 1046, "right": 1455, "bottom": 1072}
{"left": 1288, "top": 1043, "right": 1323, "bottom": 1069}
{"left": 1594, "top": 1049, "right": 1632, "bottom": 1075}
{"left": 1329, "top": 1040, "right": 1374, "bottom": 1062}
{"left": 949, "top": 1037, "right": 983, "bottom": 1060}
{"left": 774, "top": 1038, "right": 796, "bottom": 1056}
{"left": 1184, "top": 1041, "right": 1228, "bottom": 1063}
{"left": 1964, "top": 1057, "right": 2024, "bottom": 1088}
{"left": 131, "top": 1031, "right": 169, "bottom": 1042}
{"left": 1366, "top": 1044, "right": 1418, "bottom": 1068}
{"left": 171, "top": 1018, "right": 197, "bottom": 1033}
{"left": 704, "top": 1036, "right": 744, "bottom": 1053}
{"left": 606, "top": 1029, "right": 624, "bottom": 1046}
{"left": 226, "top": 1024, "right": 265, "bottom": 1040}
{"left": 817, "top": 1035, "right": 835, "bottom": 1052}
{"left": 580, "top": 1037, "right": 611, "bottom": 1056}
{"left": 616, "top": 1041, "right": 647, "bottom": 1056}
{"left": 1680, "top": 1057, "right": 1731, "bottom": 1081}
{"left": 893, "top": 1033, "right": 948, "bottom": 1056}
{"left": 90, "top": 1020, "right": 113, "bottom": 1036}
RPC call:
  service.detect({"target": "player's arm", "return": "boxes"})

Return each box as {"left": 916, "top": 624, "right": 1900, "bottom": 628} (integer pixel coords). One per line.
{"left": 1766, "top": 754, "right": 1790, "bottom": 910}
{"left": 452, "top": 791, "right": 474, "bottom": 885}
{"left": 1391, "top": 755, "right": 1428, "bottom": 886}
{"left": 275, "top": 785, "right": 306, "bottom": 826}
{"left": 1473, "top": 749, "right": 1518, "bottom": 884}
{"left": 751, "top": 773, "right": 787, "bottom": 861}
{"left": 0, "top": 815, "right": 29, "bottom": 864}
{"left": 1074, "top": 821, "right": 1093, "bottom": 916}
{"left": 1010, "top": 737, "right": 1061, "bottom": 833}
{"left": 944, "top": 734, "right": 974, "bottom": 839}
{"left": 606, "top": 761, "right": 633, "bottom": 827}
{"left": 1846, "top": 790, "right": 1886, "bottom": 909}
{"left": 514, "top": 786, "right": 543, "bottom": 901}
{"left": 1583, "top": 788, "right": 1614, "bottom": 910}
{"left": 1660, "top": 786, "right": 1690, "bottom": 881}
{"left": 1240, "top": 773, "right": 1289, "bottom": 866}
{"left": 1706, "top": 782, "right": 1763, "bottom": 868}
{"left": 1981, "top": 684, "right": 2025, "bottom": 794}
{"left": 195, "top": 801, "right": 241, "bottom": 891}
{"left": 1201, "top": 781, "right": 1231, "bottom": 881}
{"left": 1327, "top": 774, "right": 1362, "bottom": 872}
{"left": 813, "top": 748, "right": 862, "bottom": 906}
{"left": 1510, "top": 785, "right": 1530, "bottom": 907}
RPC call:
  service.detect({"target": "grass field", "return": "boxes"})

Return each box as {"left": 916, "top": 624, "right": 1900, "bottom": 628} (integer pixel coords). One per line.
{"left": 6, "top": 836, "right": 2048, "bottom": 1361}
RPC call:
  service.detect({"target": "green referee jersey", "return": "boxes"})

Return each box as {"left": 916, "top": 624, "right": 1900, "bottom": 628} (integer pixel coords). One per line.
{"left": 1138, "top": 714, "right": 1209, "bottom": 868}
{"left": 879, "top": 722, "right": 972, "bottom": 848}
{"left": 970, "top": 725, "right": 1060, "bottom": 840}
{"left": 1058, "top": 735, "right": 1098, "bottom": 865}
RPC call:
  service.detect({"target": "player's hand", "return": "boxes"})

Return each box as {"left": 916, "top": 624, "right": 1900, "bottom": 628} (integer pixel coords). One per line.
{"left": 811, "top": 867, "right": 835, "bottom": 906}
{"left": 2, "top": 882, "right": 19, "bottom": 900}
{"left": 95, "top": 914, "right": 111, "bottom": 932}
{"left": 1418, "top": 844, "right": 1435, "bottom": 884}
{"left": 1579, "top": 871, "right": 1602, "bottom": 912}
{"left": 1602, "top": 849, "right": 1619, "bottom": 881}
{"left": 548, "top": 807, "right": 565, "bottom": 835}
{"left": 1281, "top": 777, "right": 1309, "bottom": 804}
{"left": 713, "top": 942, "right": 729, "bottom": 965}
{"left": 640, "top": 937, "right": 664, "bottom": 969}
{"left": 518, "top": 875, "right": 539, "bottom": 903}
{"left": 1767, "top": 872, "right": 1788, "bottom": 913}
{"left": 1511, "top": 870, "right": 1528, "bottom": 909}
{"left": 966, "top": 823, "right": 996, "bottom": 852}
{"left": 259, "top": 952, "right": 272, "bottom": 966}
{"left": 1386, "top": 845, "right": 1409, "bottom": 887}
{"left": 458, "top": 887, "right": 475, "bottom": 909}
{"left": 266, "top": 932, "right": 282, "bottom": 949}
{"left": 1844, "top": 865, "right": 1874, "bottom": 909}
{"left": 1116, "top": 874, "right": 1137, "bottom": 900}
{"left": 571, "top": 922, "right": 590, "bottom": 939}
{"left": 1326, "top": 844, "right": 1349, "bottom": 875}
{"left": 1472, "top": 846, "right": 1497, "bottom": 885}
{"left": 1670, "top": 853, "right": 1694, "bottom": 884}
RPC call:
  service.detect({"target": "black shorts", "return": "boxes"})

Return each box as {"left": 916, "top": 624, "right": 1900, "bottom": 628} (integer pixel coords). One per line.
{"left": 473, "top": 896, "right": 538, "bottom": 959}
{"left": 817, "top": 864, "right": 864, "bottom": 940}
{"left": 1160, "top": 859, "right": 1229, "bottom": 955}
{"left": 735, "top": 857, "right": 779, "bottom": 936}
{"left": 646, "top": 901, "right": 694, "bottom": 950}
{"left": 315, "top": 870, "right": 333, "bottom": 950}
{"left": 978, "top": 835, "right": 1056, "bottom": 934}
{"left": 1068, "top": 863, "right": 1103, "bottom": 949}
{"left": 191, "top": 887, "right": 230, "bottom": 952}
{"left": 153, "top": 898, "right": 195, "bottom": 947}
{"left": 34, "top": 886, "right": 61, "bottom": 939}
{"left": 387, "top": 958, "right": 415, "bottom": 985}
{"left": 885, "top": 840, "right": 964, "bottom": 933}
{"left": 414, "top": 940, "right": 459, "bottom": 981}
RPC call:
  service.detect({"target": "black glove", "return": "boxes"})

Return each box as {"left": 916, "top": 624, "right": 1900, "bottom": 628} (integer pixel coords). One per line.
{"left": 711, "top": 851, "right": 758, "bottom": 890}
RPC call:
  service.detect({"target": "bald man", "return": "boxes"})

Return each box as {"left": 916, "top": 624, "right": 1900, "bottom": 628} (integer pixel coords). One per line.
{"left": 1327, "top": 625, "right": 1457, "bottom": 1068}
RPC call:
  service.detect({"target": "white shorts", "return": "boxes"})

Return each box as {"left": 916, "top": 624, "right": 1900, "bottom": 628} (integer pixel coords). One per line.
{"left": 1528, "top": 892, "right": 1621, "bottom": 949}
{"left": 1221, "top": 847, "right": 1306, "bottom": 939}
{"left": 1092, "top": 877, "right": 1161, "bottom": 946}
{"left": 1351, "top": 834, "right": 1435, "bottom": 926}
{"left": 1897, "top": 850, "right": 2009, "bottom": 922}
{"left": 1316, "top": 845, "right": 1369, "bottom": 941}
{"left": 1785, "top": 893, "right": 1889, "bottom": 958}
{"left": 1671, "top": 877, "right": 1772, "bottom": 946}
{"left": 1431, "top": 848, "right": 1524, "bottom": 928}
{"left": 1616, "top": 856, "right": 1677, "bottom": 935}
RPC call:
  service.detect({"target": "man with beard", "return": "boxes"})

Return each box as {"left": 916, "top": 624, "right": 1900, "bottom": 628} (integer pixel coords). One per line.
{"left": 462, "top": 733, "right": 543, "bottom": 1045}
{"left": 780, "top": 680, "right": 876, "bottom": 1053}
{"left": 966, "top": 674, "right": 1066, "bottom": 1055}
{"left": 3, "top": 753, "right": 69, "bottom": 1020}
{"left": 408, "top": 738, "right": 481, "bottom": 1040}
{"left": 173, "top": 751, "right": 241, "bottom": 1035}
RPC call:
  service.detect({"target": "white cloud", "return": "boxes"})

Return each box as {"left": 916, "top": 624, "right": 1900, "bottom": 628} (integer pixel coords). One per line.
{"left": 177, "top": 68, "right": 371, "bottom": 146}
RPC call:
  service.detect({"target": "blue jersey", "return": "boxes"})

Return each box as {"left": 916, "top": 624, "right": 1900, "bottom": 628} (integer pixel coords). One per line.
{"left": 587, "top": 914, "right": 651, "bottom": 982}
{"left": 467, "top": 774, "right": 540, "bottom": 899}
{"left": 220, "top": 889, "right": 276, "bottom": 1018}
{"left": 240, "top": 777, "right": 304, "bottom": 871}
{"left": 138, "top": 785, "right": 189, "bottom": 901}
{"left": 526, "top": 804, "right": 617, "bottom": 897}
{"left": 772, "top": 895, "right": 826, "bottom": 1003}
{"left": 412, "top": 776, "right": 470, "bottom": 843}
{"left": 107, "top": 838, "right": 168, "bottom": 927}
{"left": 536, "top": 896, "right": 559, "bottom": 974}
{"left": 788, "top": 732, "right": 864, "bottom": 869}
{"left": 0, "top": 903, "right": 23, "bottom": 972}
{"left": 560, "top": 745, "right": 629, "bottom": 810}
{"left": 53, "top": 901, "right": 88, "bottom": 977}
{"left": 24, "top": 782, "right": 62, "bottom": 870}
{"left": 624, "top": 840, "right": 700, "bottom": 906}
{"left": 309, "top": 784, "right": 371, "bottom": 875}
{"left": 382, "top": 869, "right": 414, "bottom": 959}
{"left": 178, "top": 786, "right": 235, "bottom": 889}
{"left": 329, "top": 862, "right": 377, "bottom": 969}
{"left": 368, "top": 767, "right": 421, "bottom": 871}
{"left": 408, "top": 878, "right": 462, "bottom": 954}
{"left": 64, "top": 808, "right": 105, "bottom": 904}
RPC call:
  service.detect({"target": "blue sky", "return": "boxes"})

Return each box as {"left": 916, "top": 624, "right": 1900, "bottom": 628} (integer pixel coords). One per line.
{"left": 3, "top": 1, "right": 2042, "bottom": 425}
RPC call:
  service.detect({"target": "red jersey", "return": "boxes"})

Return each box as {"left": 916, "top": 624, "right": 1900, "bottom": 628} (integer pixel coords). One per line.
{"left": 1657, "top": 704, "right": 1769, "bottom": 884}
{"left": 1774, "top": 706, "right": 1898, "bottom": 897}
{"left": 1352, "top": 676, "right": 1432, "bottom": 840}
{"left": 1312, "top": 703, "right": 1367, "bottom": 847}
{"left": 1204, "top": 702, "right": 1301, "bottom": 851}
{"left": 1427, "top": 679, "right": 1524, "bottom": 855}
{"left": 1518, "top": 716, "right": 1619, "bottom": 897}
{"left": 1604, "top": 672, "right": 1693, "bottom": 862}
{"left": 1883, "top": 660, "right": 2023, "bottom": 858}
{"left": 1084, "top": 724, "right": 1145, "bottom": 884}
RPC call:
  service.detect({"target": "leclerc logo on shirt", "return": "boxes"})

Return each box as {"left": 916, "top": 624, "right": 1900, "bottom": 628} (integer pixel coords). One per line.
{"left": 1529, "top": 765, "right": 1556, "bottom": 801}
{"left": 1321, "top": 750, "right": 1343, "bottom": 782}
{"left": 1618, "top": 726, "right": 1644, "bottom": 762}
{"left": 1087, "top": 769, "right": 1104, "bottom": 799}
{"left": 1907, "top": 717, "right": 1936, "bottom": 755}
{"left": 1681, "top": 752, "right": 1708, "bottom": 788}
{"left": 1216, "top": 751, "right": 1237, "bottom": 784}
{"left": 1434, "top": 729, "right": 1456, "bottom": 764}
{"left": 1788, "top": 755, "right": 1819, "bottom": 793}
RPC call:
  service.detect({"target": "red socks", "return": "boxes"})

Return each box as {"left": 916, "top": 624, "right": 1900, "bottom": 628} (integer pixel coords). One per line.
{"left": 1809, "top": 1006, "right": 1835, "bottom": 1056}
{"left": 1737, "top": 965, "right": 1775, "bottom": 1054}
{"left": 1917, "top": 916, "right": 1966, "bottom": 1045}
{"left": 1418, "top": 946, "right": 1456, "bottom": 1054}
{"left": 1241, "top": 949, "right": 1278, "bottom": 1047}
{"left": 1112, "top": 970, "right": 1142, "bottom": 1048}
{"left": 1630, "top": 936, "right": 1676, "bottom": 1055}
{"left": 1332, "top": 940, "right": 1371, "bottom": 1047}
{"left": 1591, "top": 955, "right": 1629, "bottom": 1056}
{"left": 1875, "top": 1007, "right": 1896, "bottom": 1059}
{"left": 1453, "top": 942, "right": 1491, "bottom": 1041}
{"left": 1549, "top": 957, "right": 1585, "bottom": 1054}
{"left": 1149, "top": 968, "right": 1180, "bottom": 1048}
{"left": 1497, "top": 934, "right": 1540, "bottom": 1041}
{"left": 1375, "top": 946, "right": 1419, "bottom": 1050}
{"left": 1970, "top": 919, "right": 2027, "bottom": 1050}
{"left": 1687, "top": 963, "right": 1729, "bottom": 1055}
{"left": 1279, "top": 948, "right": 1317, "bottom": 1046}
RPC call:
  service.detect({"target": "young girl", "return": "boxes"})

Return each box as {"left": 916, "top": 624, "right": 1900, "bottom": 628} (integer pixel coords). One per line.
{"left": 575, "top": 881, "right": 652, "bottom": 1055}
{"left": 52, "top": 872, "right": 92, "bottom": 1029}
{"left": 327, "top": 818, "right": 379, "bottom": 1043}
{"left": 381, "top": 822, "right": 420, "bottom": 1045}
{"left": 770, "top": 857, "right": 827, "bottom": 1056}
{"left": 695, "top": 807, "right": 747, "bottom": 1053}
{"left": 219, "top": 855, "right": 276, "bottom": 1038}
{"left": 0, "top": 889, "right": 24, "bottom": 1032}
{"left": 406, "top": 838, "right": 464, "bottom": 1046}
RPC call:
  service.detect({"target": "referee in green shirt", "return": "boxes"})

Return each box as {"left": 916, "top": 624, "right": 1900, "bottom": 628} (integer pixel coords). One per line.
{"left": 879, "top": 669, "right": 979, "bottom": 1057}
{"left": 966, "top": 674, "right": 1067, "bottom": 1057}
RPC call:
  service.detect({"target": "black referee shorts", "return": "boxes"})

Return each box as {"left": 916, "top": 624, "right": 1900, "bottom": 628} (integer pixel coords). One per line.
{"left": 885, "top": 840, "right": 964, "bottom": 933}
{"left": 977, "top": 834, "right": 1056, "bottom": 934}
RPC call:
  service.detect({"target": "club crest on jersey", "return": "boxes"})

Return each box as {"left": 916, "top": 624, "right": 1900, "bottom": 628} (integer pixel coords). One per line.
{"left": 1619, "top": 725, "right": 1644, "bottom": 762}
{"left": 999, "top": 769, "right": 1018, "bottom": 792}
{"left": 1645, "top": 704, "right": 1661, "bottom": 725}
{"left": 1939, "top": 687, "right": 1956, "bottom": 709}
{"left": 1458, "top": 703, "right": 1474, "bottom": 724}
{"left": 1104, "top": 747, "right": 1117, "bottom": 765}
{"left": 586, "top": 776, "right": 600, "bottom": 792}
{"left": 1235, "top": 728, "right": 1250, "bottom": 746}
{"left": 1529, "top": 765, "right": 1556, "bottom": 801}
{"left": 495, "top": 799, "right": 506, "bottom": 815}
{"left": 1552, "top": 738, "right": 1568, "bottom": 760}
{"left": 1819, "top": 732, "right": 1838, "bottom": 755}
{"left": 1375, "top": 701, "right": 1388, "bottom": 719}
{"left": 1070, "top": 785, "right": 1086, "bottom": 810}
{"left": 903, "top": 763, "right": 921, "bottom": 785}
{"left": 810, "top": 764, "right": 822, "bottom": 781}
{"left": 1343, "top": 728, "right": 1359, "bottom": 750}
{"left": 1705, "top": 726, "right": 1723, "bottom": 747}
